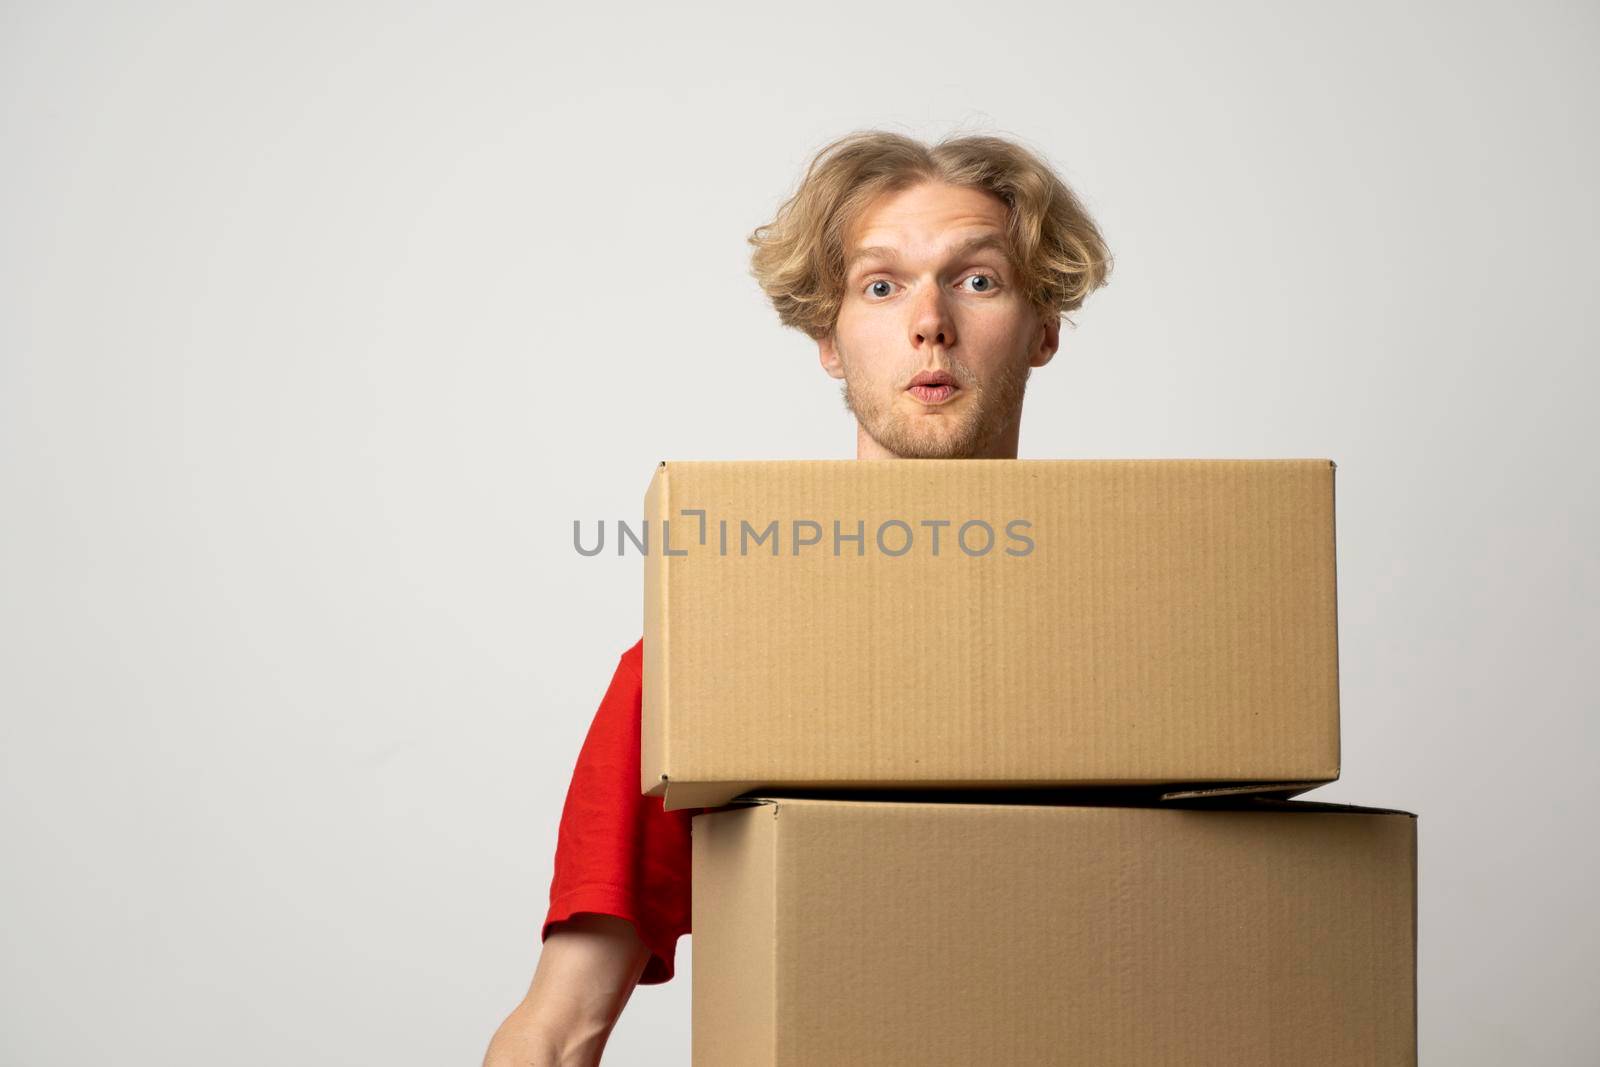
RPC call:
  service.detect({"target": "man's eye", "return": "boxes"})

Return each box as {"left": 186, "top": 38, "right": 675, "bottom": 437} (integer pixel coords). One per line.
{"left": 866, "top": 279, "right": 894, "bottom": 298}
{"left": 963, "top": 273, "right": 999, "bottom": 293}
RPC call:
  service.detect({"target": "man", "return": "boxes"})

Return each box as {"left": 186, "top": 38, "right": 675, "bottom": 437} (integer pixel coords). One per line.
{"left": 483, "top": 128, "right": 1111, "bottom": 1066}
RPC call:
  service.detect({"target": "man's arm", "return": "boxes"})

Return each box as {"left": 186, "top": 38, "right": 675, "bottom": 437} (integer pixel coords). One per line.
{"left": 482, "top": 913, "right": 652, "bottom": 1067}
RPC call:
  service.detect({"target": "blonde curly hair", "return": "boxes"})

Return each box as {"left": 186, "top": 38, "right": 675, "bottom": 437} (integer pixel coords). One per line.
{"left": 748, "top": 130, "right": 1112, "bottom": 341}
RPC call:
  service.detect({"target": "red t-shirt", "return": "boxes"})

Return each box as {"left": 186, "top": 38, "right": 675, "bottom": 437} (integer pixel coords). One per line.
{"left": 542, "top": 638, "right": 702, "bottom": 984}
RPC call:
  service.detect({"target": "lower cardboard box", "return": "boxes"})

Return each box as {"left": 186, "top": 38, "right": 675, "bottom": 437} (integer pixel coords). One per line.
{"left": 691, "top": 793, "right": 1417, "bottom": 1066}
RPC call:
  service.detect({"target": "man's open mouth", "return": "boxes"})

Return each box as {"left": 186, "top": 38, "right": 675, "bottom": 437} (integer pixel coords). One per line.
{"left": 906, "top": 370, "right": 960, "bottom": 405}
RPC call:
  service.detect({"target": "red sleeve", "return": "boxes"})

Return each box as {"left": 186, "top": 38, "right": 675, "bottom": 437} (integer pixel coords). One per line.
{"left": 542, "top": 638, "right": 698, "bottom": 985}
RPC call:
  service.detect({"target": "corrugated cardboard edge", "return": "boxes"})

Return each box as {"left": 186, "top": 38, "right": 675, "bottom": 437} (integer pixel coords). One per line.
{"left": 732, "top": 793, "right": 1418, "bottom": 819}
{"left": 1329, "top": 458, "right": 1344, "bottom": 780}
{"left": 1223, "top": 794, "right": 1418, "bottom": 818}
{"left": 642, "top": 461, "right": 670, "bottom": 799}
{"left": 1410, "top": 803, "right": 1420, "bottom": 1063}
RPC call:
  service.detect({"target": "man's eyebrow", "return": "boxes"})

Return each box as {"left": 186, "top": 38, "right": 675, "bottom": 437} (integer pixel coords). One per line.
{"left": 846, "top": 232, "right": 1013, "bottom": 274}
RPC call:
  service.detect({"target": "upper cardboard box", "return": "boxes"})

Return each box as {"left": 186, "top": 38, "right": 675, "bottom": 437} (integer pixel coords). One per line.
{"left": 642, "top": 459, "right": 1341, "bottom": 810}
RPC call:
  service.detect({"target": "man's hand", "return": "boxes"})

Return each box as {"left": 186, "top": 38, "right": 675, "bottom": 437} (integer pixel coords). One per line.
{"left": 483, "top": 913, "right": 653, "bottom": 1067}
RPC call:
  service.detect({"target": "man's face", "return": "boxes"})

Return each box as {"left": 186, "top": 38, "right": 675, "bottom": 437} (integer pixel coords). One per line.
{"left": 818, "top": 181, "right": 1060, "bottom": 459}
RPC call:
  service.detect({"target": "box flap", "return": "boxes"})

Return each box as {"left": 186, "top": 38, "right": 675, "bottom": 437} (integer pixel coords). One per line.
{"left": 661, "top": 778, "right": 764, "bottom": 811}
{"left": 1160, "top": 779, "right": 1334, "bottom": 802}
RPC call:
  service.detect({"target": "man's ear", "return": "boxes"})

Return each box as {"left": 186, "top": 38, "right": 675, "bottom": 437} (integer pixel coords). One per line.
{"left": 817, "top": 330, "right": 847, "bottom": 380}
{"left": 1029, "top": 311, "right": 1062, "bottom": 369}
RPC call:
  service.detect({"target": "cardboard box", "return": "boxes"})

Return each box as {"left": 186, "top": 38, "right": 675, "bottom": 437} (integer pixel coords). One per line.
{"left": 643, "top": 460, "right": 1341, "bottom": 809}
{"left": 692, "top": 794, "right": 1417, "bottom": 1066}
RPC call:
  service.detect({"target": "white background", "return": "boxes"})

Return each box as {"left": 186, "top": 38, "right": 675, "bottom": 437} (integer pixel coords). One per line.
{"left": 3, "top": 2, "right": 1595, "bottom": 1063}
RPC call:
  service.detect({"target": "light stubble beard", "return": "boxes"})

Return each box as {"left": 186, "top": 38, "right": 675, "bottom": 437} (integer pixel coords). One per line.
{"left": 839, "top": 356, "right": 1033, "bottom": 459}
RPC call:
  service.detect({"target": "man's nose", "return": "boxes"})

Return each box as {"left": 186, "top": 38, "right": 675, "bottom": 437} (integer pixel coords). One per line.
{"left": 910, "top": 283, "right": 954, "bottom": 348}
